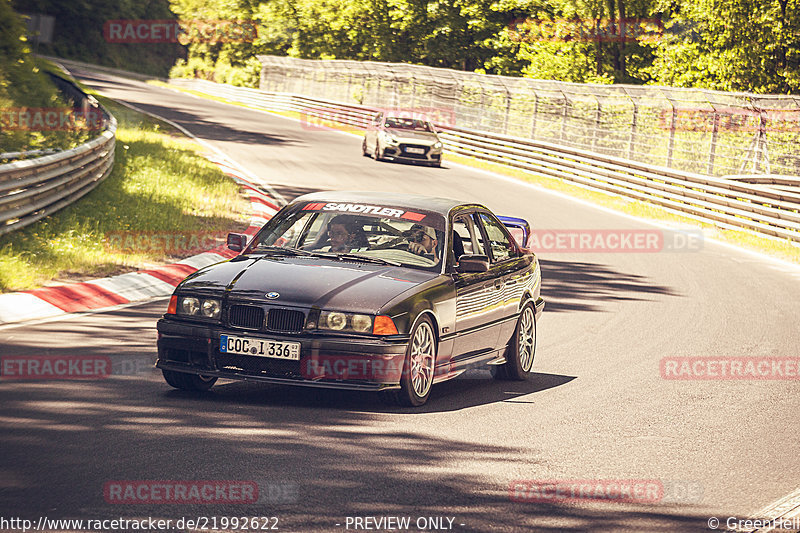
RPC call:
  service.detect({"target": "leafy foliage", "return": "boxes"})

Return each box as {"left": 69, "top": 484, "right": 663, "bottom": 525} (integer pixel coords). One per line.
{"left": 10, "top": 0, "right": 799, "bottom": 93}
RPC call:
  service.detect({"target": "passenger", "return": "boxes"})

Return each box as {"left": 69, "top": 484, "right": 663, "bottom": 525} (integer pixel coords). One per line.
{"left": 326, "top": 215, "right": 369, "bottom": 252}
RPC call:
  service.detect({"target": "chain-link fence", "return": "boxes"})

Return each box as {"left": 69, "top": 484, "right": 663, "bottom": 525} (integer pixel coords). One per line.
{"left": 258, "top": 55, "right": 800, "bottom": 178}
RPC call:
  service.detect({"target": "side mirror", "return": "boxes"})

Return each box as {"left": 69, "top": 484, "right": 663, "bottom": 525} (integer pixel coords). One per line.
{"left": 456, "top": 254, "right": 490, "bottom": 273}
{"left": 227, "top": 233, "right": 249, "bottom": 252}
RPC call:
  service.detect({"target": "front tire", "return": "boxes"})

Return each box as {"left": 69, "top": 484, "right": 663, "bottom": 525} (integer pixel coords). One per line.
{"left": 374, "top": 141, "right": 384, "bottom": 161}
{"left": 162, "top": 369, "right": 217, "bottom": 391}
{"left": 386, "top": 316, "right": 436, "bottom": 406}
{"left": 492, "top": 302, "right": 536, "bottom": 381}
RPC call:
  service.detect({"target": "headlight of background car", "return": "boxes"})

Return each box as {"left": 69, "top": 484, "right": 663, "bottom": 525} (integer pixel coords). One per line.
{"left": 381, "top": 131, "right": 399, "bottom": 145}
{"left": 316, "top": 311, "right": 374, "bottom": 333}
{"left": 178, "top": 296, "right": 221, "bottom": 319}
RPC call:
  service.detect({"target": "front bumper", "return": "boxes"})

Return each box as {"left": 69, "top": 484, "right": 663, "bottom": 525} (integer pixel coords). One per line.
{"left": 383, "top": 143, "right": 442, "bottom": 165}
{"left": 534, "top": 297, "right": 545, "bottom": 319}
{"left": 156, "top": 319, "right": 409, "bottom": 391}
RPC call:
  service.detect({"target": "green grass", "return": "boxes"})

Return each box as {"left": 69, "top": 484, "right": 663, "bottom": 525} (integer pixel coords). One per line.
{"left": 0, "top": 96, "right": 249, "bottom": 292}
{"left": 159, "top": 80, "right": 800, "bottom": 265}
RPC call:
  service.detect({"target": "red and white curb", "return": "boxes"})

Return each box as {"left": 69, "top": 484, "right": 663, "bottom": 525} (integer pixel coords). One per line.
{"left": 0, "top": 158, "right": 281, "bottom": 326}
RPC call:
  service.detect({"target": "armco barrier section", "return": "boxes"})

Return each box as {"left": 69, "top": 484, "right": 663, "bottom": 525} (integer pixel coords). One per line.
{"left": 0, "top": 75, "right": 116, "bottom": 236}
{"left": 170, "top": 78, "right": 800, "bottom": 243}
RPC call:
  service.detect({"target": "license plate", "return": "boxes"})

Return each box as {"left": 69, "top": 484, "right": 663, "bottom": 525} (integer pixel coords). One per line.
{"left": 405, "top": 147, "right": 425, "bottom": 154}
{"left": 220, "top": 334, "right": 300, "bottom": 360}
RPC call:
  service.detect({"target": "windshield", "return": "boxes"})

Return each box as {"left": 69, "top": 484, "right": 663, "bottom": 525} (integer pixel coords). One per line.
{"left": 383, "top": 117, "right": 434, "bottom": 132}
{"left": 247, "top": 202, "right": 446, "bottom": 271}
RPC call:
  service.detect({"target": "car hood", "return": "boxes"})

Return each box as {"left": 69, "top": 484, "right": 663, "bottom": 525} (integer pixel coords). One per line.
{"left": 178, "top": 256, "right": 438, "bottom": 313}
{"left": 385, "top": 129, "right": 439, "bottom": 144}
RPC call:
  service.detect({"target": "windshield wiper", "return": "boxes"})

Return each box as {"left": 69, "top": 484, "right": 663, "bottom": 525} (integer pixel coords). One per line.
{"left": 251, "top": 246, "right": 312, "bottom": 256}
{"left": 333, "top": 253, "right": 401, "bottom": 266}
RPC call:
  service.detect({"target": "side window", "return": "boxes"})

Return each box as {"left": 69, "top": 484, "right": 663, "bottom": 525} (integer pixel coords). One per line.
{"left": 452, "top": 216, "right": 473, "bottom": 256}
{"left": 372, "top": 112, "right": 383, "bottom": 125}
{"left": 452, "top": 214, "right": 486, "bottom": 258}
{"left": 477, "top": 213, "right": 516, "bottom": 262}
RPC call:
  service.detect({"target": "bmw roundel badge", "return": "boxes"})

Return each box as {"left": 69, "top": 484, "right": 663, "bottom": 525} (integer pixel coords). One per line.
{"left": 265, "top": 292, "right": 280, "bottom": 299}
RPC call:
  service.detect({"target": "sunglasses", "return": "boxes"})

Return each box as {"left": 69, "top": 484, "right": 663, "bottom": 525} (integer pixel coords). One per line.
{"left": 410, "top": 231, "right": 430, "bottom": 243}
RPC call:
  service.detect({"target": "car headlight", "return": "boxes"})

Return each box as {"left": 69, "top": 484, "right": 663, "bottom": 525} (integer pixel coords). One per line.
{"left": 180, "top": 297, "right": 200, "bottom": 315}
{"left": 317, "top": 311, "right": 374, "bottom": 333}
{"left": 322, "top": 311, "right": 347, "bottom": 330}
{"left": 177, "top": 296, "right": 221, "bottom": 319}
{"left": 381, "top": 131, "right": 399, "bottom": 144}
{"left": 433, "top": 141, "right": 443, "bottom": 150}
{"left": 201, "top": 299, "right": 221, "bottom": 319}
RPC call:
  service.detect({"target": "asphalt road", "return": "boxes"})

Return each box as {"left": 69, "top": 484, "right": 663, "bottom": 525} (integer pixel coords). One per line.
{"left": 1, "top": 69, "right": 799, "bottom": 532}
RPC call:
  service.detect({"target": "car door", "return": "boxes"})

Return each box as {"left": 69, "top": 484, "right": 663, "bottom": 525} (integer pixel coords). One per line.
{"left": 475, "top": 211, "right": 530, "bottom": 343}
{"left": 450, "top": 212, "right": 503, "bottom": 361}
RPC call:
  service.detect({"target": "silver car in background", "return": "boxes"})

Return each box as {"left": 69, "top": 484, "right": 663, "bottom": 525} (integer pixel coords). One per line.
{"left": 362, "top": 113, "right": 443, "bottom": 167}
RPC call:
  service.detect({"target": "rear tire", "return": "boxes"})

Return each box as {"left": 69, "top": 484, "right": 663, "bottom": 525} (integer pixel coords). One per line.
{"left": 362, "top": 138, "right": 369, "bottom": 157}
{"left": 162, "top": 369, "right": 217, "bottom": 391}
{"left": 492, "top": 302, "right": 536, "bottom": 381}
{"left": 386, "top": 316, "right": 436, "bottom": 406}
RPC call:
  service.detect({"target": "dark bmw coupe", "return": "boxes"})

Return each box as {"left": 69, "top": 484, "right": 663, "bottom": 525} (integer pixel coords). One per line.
{"left": 156, "top": 191, "right": 544, "bottom": 406}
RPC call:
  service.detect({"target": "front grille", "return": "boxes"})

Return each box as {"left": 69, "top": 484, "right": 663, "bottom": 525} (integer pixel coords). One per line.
{"left": 229, "top": 304, "right": 264, "bottom": 329}
{"left": 266, "top": 309, "right": 305, "bottom": 333}
{"left": 215, "top": 353, "right": 302, "bottom": 379}
{"left": 399, "top": 144, "right": 429, "bottom": 159}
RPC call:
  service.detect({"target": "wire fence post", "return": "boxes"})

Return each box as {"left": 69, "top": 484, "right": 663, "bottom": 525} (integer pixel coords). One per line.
{"left": 530, "top": 89, "right": 539, "bottom": 140}
{"left": 503, "top": 85, "right": 512, "bottom": 135}
{"left": 628, "top": 98, "right": 638, "bottom": 160}
{"left": 666, "top": 99, "right": 677, "bottom": 168}
{"left": 591, "top": 97, "right": 601, "bottom": 151}
{"left": 706, "top": 106, "right": 719, "bottom": 175}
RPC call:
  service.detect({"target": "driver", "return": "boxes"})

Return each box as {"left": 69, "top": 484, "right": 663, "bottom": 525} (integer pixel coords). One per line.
{"left": 326, "top": 215, "right": 369, "bottom": 252}
{"left": 405, "top": 224, "right": 439, "bottom": 261}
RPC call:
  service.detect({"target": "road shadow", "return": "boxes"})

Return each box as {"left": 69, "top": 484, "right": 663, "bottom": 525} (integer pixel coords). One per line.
{"left": 0, "top": 374, "right": 716, "bottom": 532}
{"left": 539, "top": 258, "right": 680, "bottom": 313}
{"left": 78, "top": 72, "right": 296, "bottom": 147}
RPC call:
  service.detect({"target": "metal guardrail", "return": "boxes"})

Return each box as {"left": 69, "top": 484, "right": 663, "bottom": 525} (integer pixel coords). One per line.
{"left": 0, "top": 74, "right": 116, "bottom": 236}
{"left": 171, "top": 78, "right": 800, "bottom": 243}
